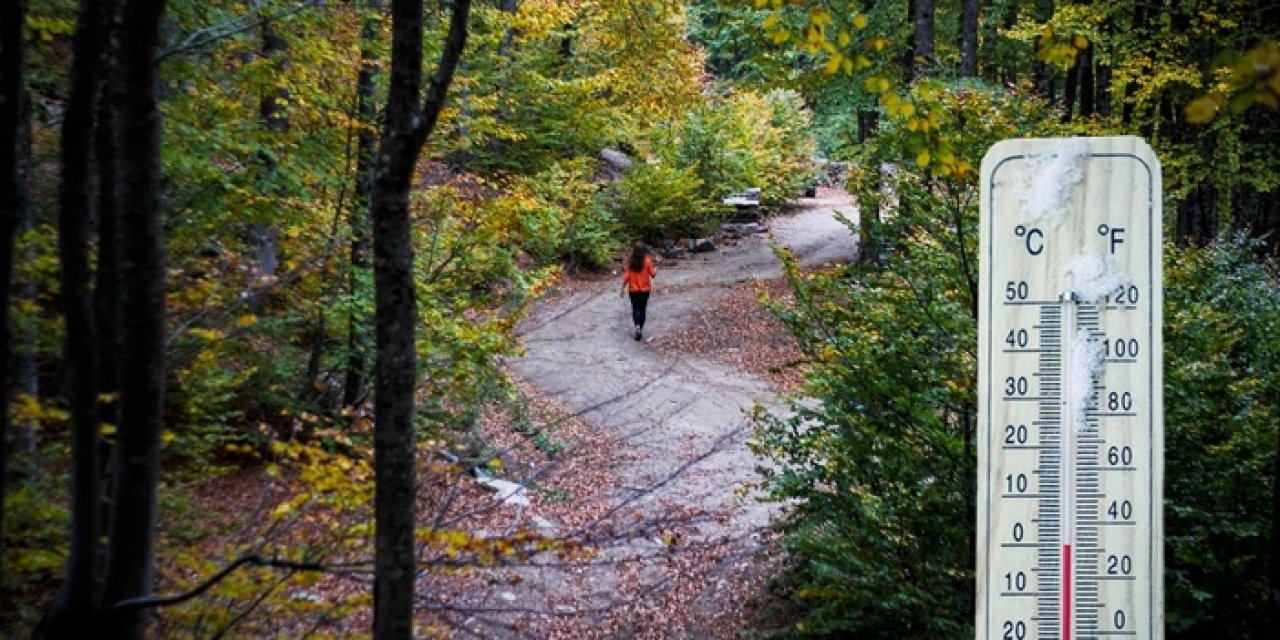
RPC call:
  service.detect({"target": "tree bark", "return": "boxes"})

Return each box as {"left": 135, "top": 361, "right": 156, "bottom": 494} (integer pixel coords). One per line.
{"left": 343, "top": 0, "right": 381, "bottom": 409}
{"left": 1079, "top": 44, "right": 1094, "bottom": 117}
{"left": 44, "top": 0, "right": 114, "bottom": 632}
{"left": 1061, "top": 57, "right": 1079, "bottom": 122}
{"left": 98, "top": 0, "right": 167, "bottom": 637}
{"left": 960, "top": 0, "right": 978, "bottom": 77}
{"left": 94, "top": 11, "right": 123, "bottom": 522}
{"left": 371, "top": 1, "right": 470, "bottom": 637}
{"left": 0, "top": 0, "right": 26, "bottom": 594}
{"left": 12, "top": 89, "right": 37, "bottom": 477}
{"left": 911, "top": 0, "right": 935, "bottom": 79}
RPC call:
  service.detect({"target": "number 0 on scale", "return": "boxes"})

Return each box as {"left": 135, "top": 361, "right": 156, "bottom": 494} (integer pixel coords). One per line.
{"left": 977, "top": 137, "right": 1164, "bottom": 639}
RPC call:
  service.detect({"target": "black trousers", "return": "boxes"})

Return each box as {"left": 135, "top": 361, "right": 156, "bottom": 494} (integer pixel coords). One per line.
{"left": 628, "top": 291, "right": 650, "bottom": 328}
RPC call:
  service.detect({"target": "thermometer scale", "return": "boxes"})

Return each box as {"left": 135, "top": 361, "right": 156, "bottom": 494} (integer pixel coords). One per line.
{"left": 976, "top": 137, "right": 1163, "bottom": 639}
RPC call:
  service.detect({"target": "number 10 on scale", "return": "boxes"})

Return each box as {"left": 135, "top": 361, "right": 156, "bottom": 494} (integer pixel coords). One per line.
{"left": 977, "top": 138, "right": 1164, "bottom": 639}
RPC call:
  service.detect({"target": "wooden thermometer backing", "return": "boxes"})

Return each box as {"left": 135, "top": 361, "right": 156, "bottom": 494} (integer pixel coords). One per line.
{"left": 977, "top": 136, "right": 1163, "bottom": 640}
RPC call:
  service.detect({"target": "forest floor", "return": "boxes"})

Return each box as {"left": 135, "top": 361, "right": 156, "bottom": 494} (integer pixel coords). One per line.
{"left": 482, "top": 188, "right": 860, "bottom": 638}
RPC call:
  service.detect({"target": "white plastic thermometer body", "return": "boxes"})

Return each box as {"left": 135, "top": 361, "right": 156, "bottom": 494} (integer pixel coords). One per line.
{"left": 977, "top": 137, "right": 1163, "bottom": 640}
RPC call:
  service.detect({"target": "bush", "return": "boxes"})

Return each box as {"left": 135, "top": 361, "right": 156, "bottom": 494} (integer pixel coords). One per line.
{"left": 1163, "top": 237, "right": 1280, "bottom": 637}
{"left": 611, "top": 159, "right": 711, "bottom": 242}
{"left": 519, "top": 160, "right": 620, "bottom": 271}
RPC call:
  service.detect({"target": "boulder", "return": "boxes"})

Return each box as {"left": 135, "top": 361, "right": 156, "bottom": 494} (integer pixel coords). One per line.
{"left": 691, "top": 237, "right": 716, "bottom": 253}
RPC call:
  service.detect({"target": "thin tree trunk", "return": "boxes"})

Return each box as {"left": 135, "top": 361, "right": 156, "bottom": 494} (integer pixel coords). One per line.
{"left": 0, "top": 0, "right": 27, "bottom": 594}
{"left": 94, "top": 12, "right": 123, "bottom": 530}
{"left": 903, "top": 0, "right": 916, "bottom": 83}
{"left": 43, "top": 0, "right": 114, "bottom": 632}
{"left": 1096, "top": 62, "right": 1112, "bottom": 116}
{"left": 99, "top": 0, "right": 167, "bottom": 636}
{"left": 12, "top": 56, "right": 38, "bottom": 478}
{"left": 1062, "top": 58, "right": 1079, "bottom": 122}
{"left": 912, "top": 0, "right": 935, "bottom": 79}
{"left": 960, "top": 0, "right": 978, "bottom": 77}
{"left": 371, "top": 1, "right": 469, "bottom": 637}
{"left": 856, "top": 109, "right": 880, "bottom": 266}
{"left": 1079, "top": 44, "right": 1095, "bottom": 116}
{"left": 343, "top": 0, "right": 380, "bottom": 409}
{"left": 1033, "top": 0, "right": 1054, "bottom": 100}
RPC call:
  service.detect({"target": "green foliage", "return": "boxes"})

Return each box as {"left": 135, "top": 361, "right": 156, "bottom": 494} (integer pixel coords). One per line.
{"left": 519, "top": 160, "right": 620, "bottom": 270}
{"left": 611, "top": 159, "right": 711, "bottom": 242}
{"left": 1163, "top": 237, "right": 1280, "bottom": 637}
{"left": 661, "top": 88, "right": 817, "bottom": 207}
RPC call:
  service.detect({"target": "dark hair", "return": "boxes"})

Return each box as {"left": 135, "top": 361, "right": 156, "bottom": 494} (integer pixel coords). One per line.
{"left": 627, "top": 243, "right": 648, "bottom": 272}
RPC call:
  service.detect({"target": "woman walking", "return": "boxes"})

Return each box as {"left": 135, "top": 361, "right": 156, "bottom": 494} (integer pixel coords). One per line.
{"left": 620, "top": 243, "right": 657, "bottom": 341}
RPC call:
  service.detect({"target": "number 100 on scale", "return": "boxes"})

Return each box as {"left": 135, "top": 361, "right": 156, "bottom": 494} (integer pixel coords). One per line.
{"left": 977, "top": 137, "right": 1164, "bottom": 639}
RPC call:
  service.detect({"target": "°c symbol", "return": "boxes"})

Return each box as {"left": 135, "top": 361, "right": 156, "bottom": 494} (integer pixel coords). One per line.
{"left": 1097, "top": 224, "right": 1109, "bottom": 236}
{"left": 1015, "top": 225, "right": 1026, "bottom": 237}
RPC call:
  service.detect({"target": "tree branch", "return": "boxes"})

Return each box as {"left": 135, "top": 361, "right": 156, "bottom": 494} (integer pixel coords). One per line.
{"left": 107, "top": 554, "right": 328, "bottom": 614}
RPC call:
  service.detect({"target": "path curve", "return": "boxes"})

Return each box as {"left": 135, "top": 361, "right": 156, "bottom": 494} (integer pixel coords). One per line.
{"left": 510, "top": 190, "right": 858, "bottom": 632}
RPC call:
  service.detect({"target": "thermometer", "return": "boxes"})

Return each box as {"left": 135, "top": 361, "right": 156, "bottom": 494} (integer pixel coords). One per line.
{"left": 976, "top": 137, "right": 1163, "bottom": 639}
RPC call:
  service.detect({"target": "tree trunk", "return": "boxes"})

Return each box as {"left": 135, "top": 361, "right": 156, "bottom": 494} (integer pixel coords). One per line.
{"left": 0, "top": 0, "right": 26, "bottom": 594}
{"left": 11, "top": 48, "right": 38, "bottom": 478}
{"left": 1061, "top": 57, "right": 1078, "bottom": 122}
{"left": 912, "top": 0, "right": 935, "bottom": 79}
{"left": 1033, "top": 0, "right": 1054, "bottom": 100}
{"left": 94, "top": 18, "right": 123, "bottom": 522}
{"left": 44, "top": 0, "right": 114, "bottom": 632}
{"left": 856, "top": 109, "right": 880, "bottom": 266}
{"left": 98, "top": 0, "right": 167, "bottom": 637}
{"left": 371, "top": 1, "right": 469, "bottom": 637}
{"left": 1079, "top": 44, "right": 1095, "bottom": 117}
{"left": 903, "top": 0, "right": 916, "bottom": 83}
{"left": 1096, "top": 61, "right": 1112, "bottom": 116}
{"left": 960, "top": 0, "right": 978, "bottom": 77}
{"left": 343, "top": 0, "right": 381, "bottom": 409}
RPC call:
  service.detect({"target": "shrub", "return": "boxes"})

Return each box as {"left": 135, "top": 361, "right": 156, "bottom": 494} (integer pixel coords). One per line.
{"left": 1163, "top": 237, "right": 1280, "bottom": 637}
{"left": 611, "top": 159, "right": 711, "bottom": 242}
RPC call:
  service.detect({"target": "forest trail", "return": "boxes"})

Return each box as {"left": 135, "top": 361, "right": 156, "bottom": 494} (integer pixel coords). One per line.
{"left": 507, "top": 190, "right": 858, "bottom": 633}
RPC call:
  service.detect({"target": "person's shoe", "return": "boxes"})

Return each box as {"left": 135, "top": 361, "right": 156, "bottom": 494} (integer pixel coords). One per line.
{"left": 634, "top": 326, "right": 642, "bottom": 341}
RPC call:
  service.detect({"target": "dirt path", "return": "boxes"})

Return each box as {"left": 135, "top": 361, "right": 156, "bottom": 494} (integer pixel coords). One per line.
{"left": 507, "top": 190, "right": 858, "bottom": 634}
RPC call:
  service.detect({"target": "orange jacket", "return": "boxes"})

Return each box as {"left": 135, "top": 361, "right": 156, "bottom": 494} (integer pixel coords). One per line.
{"left": 622, "top": 256, "right": 657, "bottom": 292}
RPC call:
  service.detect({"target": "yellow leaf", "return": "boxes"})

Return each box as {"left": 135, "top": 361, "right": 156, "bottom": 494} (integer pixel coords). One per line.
{"left": 877, "top": 77, "right": 891, "bottom": 92}
{"left": 237, "top": 314, "right": 257, "bottom": 328}
{"left": 1185, "top": 94, "right": 1222, "bottom": 123}
{"left": 161, "top": 430, "right": 176, "bottom": 444}
{"left": 824, "top": 54, "right": 843, "bottom": 75}
{"left": 754, "top": 0, "right": 767, "bottom": 8}
{"left": 841, "top": 58, "right": 853, "bottom": 74}
{"left": 907, "top": 118, "right": 919, "bottom": 131}
{"left": 763, "top": 14, "right": 778, "bottom": 29}
{"left": 773, "top": 30, "right": 790, "bottom": 45}
{"left": 900, "top": 103, "right": 916, "bottom": 117}
{"left": 487, "top": 457, "right": 503, "bottom": 469}
{"left": 917, "top": 150, "right": 931, "bottom": 167}
{"left": 100, "top": 424, "right": 117, "bottom": 436}
{"left": 853, "top": 13, "right": 868, "bottom": 29}
{"left": 1074, "top": 35, "right": 1089, "bottom": 49}
{"left": 856, "top": 54, "right": 871, "bottom": 70}
{"left": 837, "top": 31, "right": 851, "bottom": 48}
